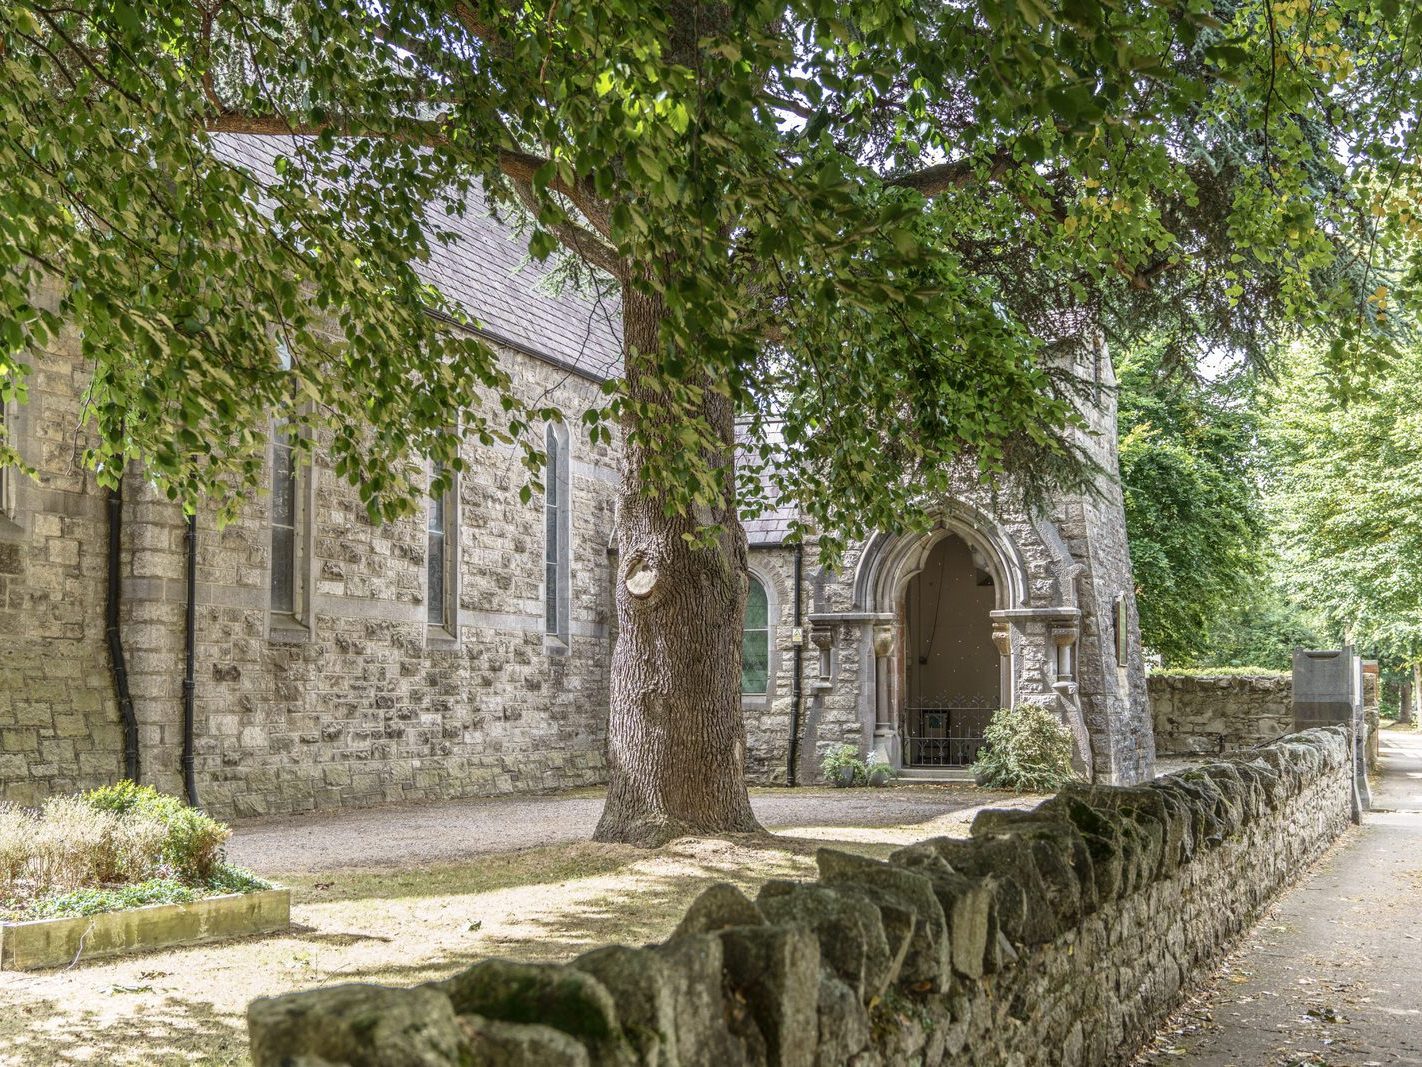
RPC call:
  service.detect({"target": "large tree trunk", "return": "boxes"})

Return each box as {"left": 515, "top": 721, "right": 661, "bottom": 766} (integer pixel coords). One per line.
{"left": 593, "top": 285, "right": 762, "bottom": 846}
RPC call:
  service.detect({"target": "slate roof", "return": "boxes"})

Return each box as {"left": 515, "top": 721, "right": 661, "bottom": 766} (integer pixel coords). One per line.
{"left": 739, "top": 421, "right": 801, "bottom": 548}
{"left": 211, "top": 135, "right": 623, "bottom": 381}
{"left": 744, "top": 507, "right": 799, "bottom": 548}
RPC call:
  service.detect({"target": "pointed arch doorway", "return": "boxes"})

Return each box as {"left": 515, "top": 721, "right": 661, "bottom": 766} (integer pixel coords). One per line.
{"left": 900, "top": 533, "right": 1001, "bottom": 767}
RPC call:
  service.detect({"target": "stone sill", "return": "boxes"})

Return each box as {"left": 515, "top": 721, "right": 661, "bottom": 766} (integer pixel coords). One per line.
{"left": 0, "top": 888, "right": 290, "bottom": 971}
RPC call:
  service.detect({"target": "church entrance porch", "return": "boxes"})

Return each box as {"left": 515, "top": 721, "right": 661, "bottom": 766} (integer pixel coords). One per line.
{"left": 899, "top": 534, "right": 1001, "bottom": 768}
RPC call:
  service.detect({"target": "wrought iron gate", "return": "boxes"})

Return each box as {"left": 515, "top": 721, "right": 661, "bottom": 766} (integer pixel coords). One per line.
{"left": 902, "top": 696, "right": 996, "bottom": 767}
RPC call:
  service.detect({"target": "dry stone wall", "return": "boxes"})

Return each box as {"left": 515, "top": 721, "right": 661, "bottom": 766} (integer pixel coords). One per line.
{"left": 247, "top": 727, "right": 1352, "bottom": 1067}
{"left": 1150, "top": 674, "right": 1293, "bottom": 757}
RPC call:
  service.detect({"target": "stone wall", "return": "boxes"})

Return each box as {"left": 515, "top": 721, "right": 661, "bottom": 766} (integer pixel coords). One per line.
{"left": 742, "top": 547, "right": 794, "bottom": 784}
{"left": 1, "top": 318, "right": 619, "bottom": 819}
{"left": 0, "top": 308, "right": 123, "bottom": 807}
{"left": 1150, "top": 673, "right": 1293, "bottom": 757}
{"left": 128, "top": 348, "right": 618, "bottom": 819}
{"left": 1057, "top": 348, "right": 1153, "bottom": 784}
{"left": 247, "top": 727, "right": 1352, "bottom": 1067}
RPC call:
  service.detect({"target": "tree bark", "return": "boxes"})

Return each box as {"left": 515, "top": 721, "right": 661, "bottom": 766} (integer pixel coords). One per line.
{"left": 593, "top": 284, "right": 762, "bottom": 846}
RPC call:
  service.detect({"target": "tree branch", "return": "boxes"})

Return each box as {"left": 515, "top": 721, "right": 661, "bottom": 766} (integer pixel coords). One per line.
{"left": 760, "top": 92, "right": 816, "bottom": 120}
{"left": 206, "top": 112, "right": 450, "bottom": 145}
{"left": 204, "top": 113, "right": 623, "bottom": 278}
{"left": 207, "top": 114, "right": 616, "bottom": 239}
{"left": 494, "top": 148, "right": 613, "bottom": 238}
{"left": 889, "top": 147, "right": 1014, "bottom": 196}
{"left": 510, "top": 180, "right": 625, "bottom": 279}
{"left": 450, "top": 2, "right": 498, "bottom": 44}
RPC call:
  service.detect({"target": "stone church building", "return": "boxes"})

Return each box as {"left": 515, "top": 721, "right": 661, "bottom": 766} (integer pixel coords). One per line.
{"left": 0, "top": 141, "right": 1152, "bottom": 820}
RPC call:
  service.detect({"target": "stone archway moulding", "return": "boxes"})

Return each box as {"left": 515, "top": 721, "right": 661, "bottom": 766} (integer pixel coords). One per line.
{"left": 829, "top": 504, "right": 1095, "bottom": 778}
{"left": 839, "top": 506, "right": 1035, "bottom": 769}
{"left": 850, "top": 502, "right": 1031, "bottom": 616}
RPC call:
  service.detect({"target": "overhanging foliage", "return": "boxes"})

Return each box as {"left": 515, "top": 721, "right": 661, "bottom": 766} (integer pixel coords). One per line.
{"left": 2, "top": 0, "right": 1418, "bottom": 559}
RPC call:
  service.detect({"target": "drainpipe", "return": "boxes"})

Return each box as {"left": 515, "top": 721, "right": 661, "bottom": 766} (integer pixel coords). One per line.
{"left": 106, "top": 482, "right": 140, "bottom": 782}
{"left": 181, "top": 512, "right": 200, "bottom": 807}
{"left": 786, "top": 543, "right": 805, "bottom": 786}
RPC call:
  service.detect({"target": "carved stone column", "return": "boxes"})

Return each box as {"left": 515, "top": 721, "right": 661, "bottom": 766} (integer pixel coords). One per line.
{"left": 1050, "top": 622, "right": 1079, "bottom": 683}
{"left": 1048, "top": 621, "right": 1092, "bottom": 778}
{"left": 871, "top": 621, "right": 901, "bottom": 767}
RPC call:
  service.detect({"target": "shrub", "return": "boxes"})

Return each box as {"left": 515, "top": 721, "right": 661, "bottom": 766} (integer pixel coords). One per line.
{"left": 84, "top": 783, "right": 230, "bottom": 882}
{"left": 0, "top": 804, "right": 32, "bottom": 892}
{"left": 0, "top": 786, "right": 252, "bottom": 920}
{"left": 32, "top": 797, "right": 123, "bottom": 892}
{"left": 864, "top": 753, "right": 896, "bottom": 786}
{"left": 25, "top": 878, "right": 200, "bottom": 920}
{"left": 820, "top": 743, "right": 866, "bottom": 786}
{"left": 1147, "top": 665, "right": 1290, "bottom": 679}
{"left": 158, "top": 803, "right": 230, "bottom": 881}
{"left": 971, "top": 705, "right": 1080, "bottom": 792}
{"left": 83, "top": 779, "right": 153, "bottom": 817}
{"left": 206, "top": 864, "right": 271, "bottom": 895}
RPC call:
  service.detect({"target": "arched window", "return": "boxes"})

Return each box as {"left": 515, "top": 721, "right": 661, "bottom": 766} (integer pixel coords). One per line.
{"left": 0, "top": 398, "right": 15, "bottom": 521}
{"left": 268, "top": 343, "right": 312, "bottom": 633}
{"left": 427, "top": 459, "right": 458, "bottom": 636}
{"left": 742, "top": 575, "right": 770, "bottom": 695}
{"left": 269, "top": 421, "right": 303, "bottom": 619}
{"left": 544, "top": 423, "right": 571, "bottom": 643}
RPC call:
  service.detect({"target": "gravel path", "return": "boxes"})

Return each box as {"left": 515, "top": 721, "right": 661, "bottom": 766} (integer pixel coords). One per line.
{"left": 227, "top": 784, "right": 1015, "bottom": 874}
{"left": 1138, "top": 725, "right": 1422, "bottom": 1066}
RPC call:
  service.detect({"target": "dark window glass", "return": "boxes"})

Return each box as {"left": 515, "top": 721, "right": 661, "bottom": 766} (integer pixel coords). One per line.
{"left": 427, "top": 464, "right": 447, "bottom": 627}
{"left": 544, "top": 425, "right": 568, "bottom": 638}
{"left": 270, "top": 427, "right": 298, "bottom": 615}
{"left": 742, "top": 577, "right": 770, "bottom": 694}
{"left": 0, "top": 403, "right": 11, "bottom": 514}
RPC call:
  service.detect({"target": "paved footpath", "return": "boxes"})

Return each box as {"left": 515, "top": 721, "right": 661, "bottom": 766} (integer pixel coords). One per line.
{"left": 1139, "top": 726, "right": 1422, "bottom": 1067}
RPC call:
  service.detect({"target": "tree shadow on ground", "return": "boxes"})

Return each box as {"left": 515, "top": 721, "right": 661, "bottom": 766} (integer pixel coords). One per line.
{"left": 285, "top": 925, "right": 394, "bottom": 946}
{"left": 0, "top": 808, "right": 1005, "bottom": 1067}
{"left": 276, "top": 841, "right": 640, "bottom": 905}
{"left": 474, "top": 832, "right": 893, "bottom": 962}
{"left": 0, "top": 993, "right": 248, "bottom": 1067}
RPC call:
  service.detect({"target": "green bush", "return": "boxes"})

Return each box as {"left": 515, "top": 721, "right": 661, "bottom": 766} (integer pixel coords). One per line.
{"left": 85, "top": 782, "right": 230, "bottom": 881}
{"left": 1147, "top": 665, "right": 1290, "bottom": 679}
{"left": 24, "top": 878, "right": 200, "bottom": 919}
{"left": 864, "top": 754, "right": 896, "bottom": 786}
{"left": 205, "top": 864, "right": 270, "bottom": 895}
{"left": 820, "top": 743, "right": 866, "bottom": 786}
{"left": 970, "top": 705, "right": 1080, "bottom": 792}
{"left": 82, "top": 779, "right": 153, "bottom": 816}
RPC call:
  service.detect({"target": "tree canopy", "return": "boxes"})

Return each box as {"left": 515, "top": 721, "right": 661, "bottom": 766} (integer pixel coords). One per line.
{"left": 1265, "top": 343, "right": 1422, "bottom": 671}
{"left": 3, "top": 0, "right": 1419, "bottom": 555}
{"left": 1118, "top": 342, "right": 1265, "bottom": 665}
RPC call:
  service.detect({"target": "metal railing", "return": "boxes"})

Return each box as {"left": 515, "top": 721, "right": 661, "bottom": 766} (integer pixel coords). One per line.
{"left": 902, "top": 698, "right": 996, "bottom": 767}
